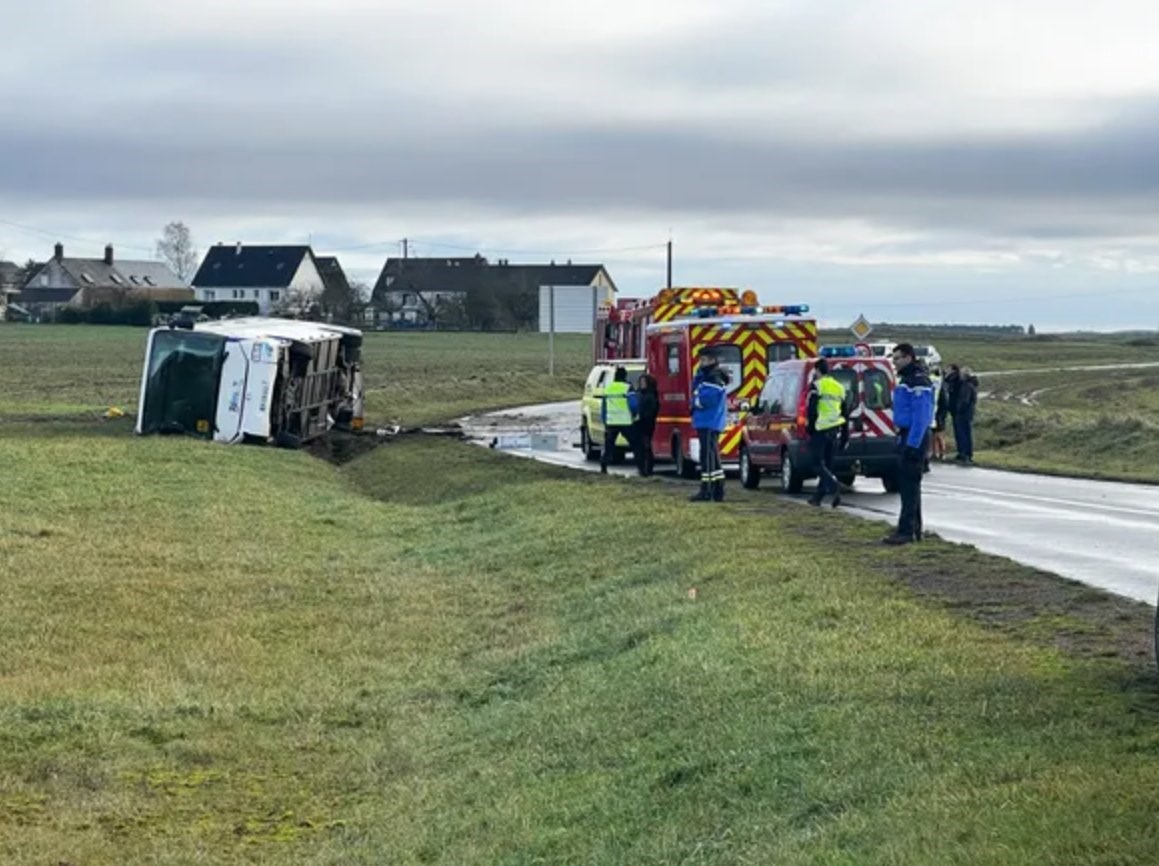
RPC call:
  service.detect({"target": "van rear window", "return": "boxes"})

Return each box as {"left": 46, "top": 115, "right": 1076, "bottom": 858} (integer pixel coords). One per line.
{"left": 865, "top": 369, "right": 892, "bottom": 410}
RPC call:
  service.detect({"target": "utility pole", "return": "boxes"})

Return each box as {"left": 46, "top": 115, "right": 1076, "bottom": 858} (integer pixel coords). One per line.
{"left": 402, "top": 238, "right": 408, "bottom": 259}
{"left": 667, "top": 238, "right": 673, "bottom": 288}
{"left": 548, "top": 285, "right": 556, "bottom": 377}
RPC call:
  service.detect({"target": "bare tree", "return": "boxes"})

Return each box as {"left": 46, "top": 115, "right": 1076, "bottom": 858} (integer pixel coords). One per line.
{"left": 156, "top": 221, "right": 199, "bottom": 282}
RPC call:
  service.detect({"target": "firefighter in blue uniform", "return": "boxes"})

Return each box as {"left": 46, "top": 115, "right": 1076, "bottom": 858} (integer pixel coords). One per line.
{"left": 884, "top": 342, "right": 935, "bottom": 544}
{"left": 690, "top": 348, "right": 730, "bottom": 502}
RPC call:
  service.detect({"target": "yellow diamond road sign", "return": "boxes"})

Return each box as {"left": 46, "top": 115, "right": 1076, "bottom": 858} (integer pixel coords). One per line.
{"left": 850, "top": 315, "right": 873, "bottom": 341}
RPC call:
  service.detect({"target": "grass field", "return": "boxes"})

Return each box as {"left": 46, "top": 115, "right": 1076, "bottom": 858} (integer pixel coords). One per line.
{"left": 2, "top": 325, "right": 1159, "bottom": 863}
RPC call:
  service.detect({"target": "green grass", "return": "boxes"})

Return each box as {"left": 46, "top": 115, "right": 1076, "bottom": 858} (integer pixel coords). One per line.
{"left": 1, "top": 434, "right": 1158, "bottom": 864}
{"left": 955, "top": 367, "right": 1159, "bottom": 482}
{"left": 0, "top": 324, "right": 591, "bottom": 426}
{"left": 3, "top": 323, "right": 1159, "bottom": 863}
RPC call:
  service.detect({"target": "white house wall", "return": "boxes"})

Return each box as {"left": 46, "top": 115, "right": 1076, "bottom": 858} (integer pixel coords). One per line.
{"left": 290, "top": 257, "right": 325, "bottom": 297}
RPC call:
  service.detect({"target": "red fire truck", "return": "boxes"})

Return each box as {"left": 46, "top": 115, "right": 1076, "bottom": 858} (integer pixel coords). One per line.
{"left": 593, "top": 287, "right": 818, "bottom": 477}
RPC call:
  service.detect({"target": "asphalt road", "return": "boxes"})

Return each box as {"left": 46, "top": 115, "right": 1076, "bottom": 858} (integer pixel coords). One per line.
{"left": 462, "top": 400, "right": 1159, "bottom": 606}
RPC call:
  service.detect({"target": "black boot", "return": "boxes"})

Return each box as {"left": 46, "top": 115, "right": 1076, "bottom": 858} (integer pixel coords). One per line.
{"left": 690, "top": 484, "right": 711, "bottom": 502}
{"left": 712, "top": 481, "right": 725, "bottom": 502}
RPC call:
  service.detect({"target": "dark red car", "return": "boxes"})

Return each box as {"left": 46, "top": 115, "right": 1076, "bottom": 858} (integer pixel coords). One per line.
{"left": 738, "top": 357, "right": 901, "bottom": 493}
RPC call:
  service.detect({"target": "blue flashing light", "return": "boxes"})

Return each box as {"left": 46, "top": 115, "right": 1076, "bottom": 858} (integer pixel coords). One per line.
{"left": 695, "top": 306, "right": 718, "bottom": 317}
{"left": 741, "top": 305, "right": 760, "bottom": 315}
{"left": 820, "top": 345, "right": 858, "bottom": 358}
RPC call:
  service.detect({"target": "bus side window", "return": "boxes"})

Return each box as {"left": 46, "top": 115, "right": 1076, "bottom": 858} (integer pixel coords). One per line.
{"left": 667, "top": 344, "right": 680, "bottom": 375}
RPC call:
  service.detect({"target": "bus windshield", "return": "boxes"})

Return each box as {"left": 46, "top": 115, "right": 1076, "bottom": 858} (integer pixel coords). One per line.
{"left": 139, "top": 330, "right": 226, "bottom": 437}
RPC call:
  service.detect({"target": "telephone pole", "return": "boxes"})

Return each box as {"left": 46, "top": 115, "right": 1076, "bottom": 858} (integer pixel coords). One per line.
{"left": 402, "top": 238, "right": 408, "bottom": 259}
{"left": 666, "top": 237, "right": 673, "bottom": 288}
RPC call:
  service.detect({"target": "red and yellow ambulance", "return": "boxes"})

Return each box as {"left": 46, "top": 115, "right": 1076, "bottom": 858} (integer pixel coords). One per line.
{"left": 594, "top": 287, "right": 818, "bottom": 477}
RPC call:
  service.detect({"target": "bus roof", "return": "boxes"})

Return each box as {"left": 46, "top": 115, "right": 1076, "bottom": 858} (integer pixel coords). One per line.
{"left": 185, "top": 317, "right": 363, "bottom": 343}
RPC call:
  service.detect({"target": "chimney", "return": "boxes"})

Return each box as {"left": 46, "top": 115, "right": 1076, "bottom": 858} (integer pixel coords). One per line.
{"left": 104, "top": 244, "right": 114, "bottom": 266}
{"left": 54, "top": 242, "right": 64, "bottom": 261}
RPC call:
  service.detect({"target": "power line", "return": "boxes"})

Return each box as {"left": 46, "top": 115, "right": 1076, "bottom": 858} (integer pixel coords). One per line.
{"left": 404, "top": 238, "right": 668, "bottom": 257}
{"left": 0, "top": 218, "right": 156, "bottom": 254}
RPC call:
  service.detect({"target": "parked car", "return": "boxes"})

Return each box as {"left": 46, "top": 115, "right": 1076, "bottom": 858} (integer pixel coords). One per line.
{"left": 738, "top": 356, "right": 901, "bottom": 493}
{"left": 580, "top": 360, "right": 647, "bottom": 462}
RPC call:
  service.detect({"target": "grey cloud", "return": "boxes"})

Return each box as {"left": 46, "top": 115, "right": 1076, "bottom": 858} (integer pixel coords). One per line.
{"left": 5, "top": 102, "right": 1159, "bottom": 245}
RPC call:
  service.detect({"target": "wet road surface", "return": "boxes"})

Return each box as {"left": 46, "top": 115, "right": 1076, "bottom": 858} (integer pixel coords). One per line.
{"left": 462, "top": 400, "right": 1159, "bottom": 605}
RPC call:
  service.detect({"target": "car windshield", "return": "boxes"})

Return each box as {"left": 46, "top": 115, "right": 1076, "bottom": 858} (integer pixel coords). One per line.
{"left": 139, "top": 330, "right": 226, "bottom": 437}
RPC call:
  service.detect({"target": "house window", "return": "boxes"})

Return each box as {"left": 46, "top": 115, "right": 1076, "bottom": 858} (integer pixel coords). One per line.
{"left": 232, "top": 289, "right": 243, "bottom": 299}
{"left": 204, "top": 290, "right": 216, "bottom": 301}
{"left": 253, "top": 290, "right": 260, "bottom": 299}
{"left": 40, "top": 275, "right": 48, "bottom": 286}
{"left": 270, "top": 291, "right": 280, "bottom": 302}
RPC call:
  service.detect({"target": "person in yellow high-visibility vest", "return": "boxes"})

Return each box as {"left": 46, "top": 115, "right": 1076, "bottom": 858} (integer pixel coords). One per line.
{"left": 806, "top": 358, "right": 848, "bottom": 508}
{"left": 599, "top": 366, "right": 639, "bottom": 474}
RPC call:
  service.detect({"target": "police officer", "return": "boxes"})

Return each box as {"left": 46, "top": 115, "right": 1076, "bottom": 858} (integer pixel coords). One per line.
{"left": 807, "top": 358, "right": 848, "bottom": 508}
{"left": 690, "top": 349, "right": 729, "bottom": 502}
{"left": 884, "top": 343, "right": 935, "bottom": 545}
{"left": 599, "top": 366, "right": 638, "bottom": 475}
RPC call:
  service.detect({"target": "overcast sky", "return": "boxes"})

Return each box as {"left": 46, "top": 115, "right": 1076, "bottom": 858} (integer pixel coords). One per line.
{"left": 4, "top": 0, "right": 1159, "bottom": 329}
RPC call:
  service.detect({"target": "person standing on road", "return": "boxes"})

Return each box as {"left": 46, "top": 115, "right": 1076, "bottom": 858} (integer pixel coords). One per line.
{"left": 600, "top": 366, "right": 638, "bottom": 475}
{"left": 884, "top": 343, "right": 935, "bottom": 545}
{"left": 633, "top": 373, "right": 660, "bottom": 477}
{"left": 933, "top": 366, "right": 950, "bottom": 461}
{"left": 942, "top": 364, "right": 962, "bottom": 459}
{"left": 806, "top": 358, "right": 848, "bottom": 508}
{"left": 954, "top": 367, "right": 979, "bottom": 465}
{"left": 690, "top": 350, "right": 729, "bottom": 502}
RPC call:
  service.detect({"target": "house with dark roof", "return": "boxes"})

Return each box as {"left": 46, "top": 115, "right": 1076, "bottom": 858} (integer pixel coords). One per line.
{"left": 19, "top": 243, "right": 192, "bottom": 319}
{"left": 192, "top": 243, "right": 324, "bottom": 315}
{"left": 370, "top": 255, "right": 616, "bottom": 329}
{"left": 0, "top": 261, "right": 20, "bottom": 318}
{"left": 314, "top": 256, "right": 361, "bottom": 321}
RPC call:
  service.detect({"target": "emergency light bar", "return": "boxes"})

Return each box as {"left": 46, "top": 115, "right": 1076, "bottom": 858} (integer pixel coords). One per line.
{"left": 764, "top": 304, "right": 809, "bottom": 315}
{"left": 693, "top": 302, "right": 810, "bottom": 318}
{"left": 820, "top": 345, "right": 858, "bottom": 358}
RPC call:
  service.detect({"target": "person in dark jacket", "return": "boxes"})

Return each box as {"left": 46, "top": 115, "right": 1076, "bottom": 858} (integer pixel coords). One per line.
{"left": 633, "top": 373, "right": 660, "bottom": 476}
{"left": 953, "top": 367, "right": 979, "bottom": 465}
{"left": 690, "top": 350, "right": 729, "bottom": 502}
{"left": 933, "top": 366, "right": 950, "bottom": 461}
{"left": 883, "top": 343, "right": 935, "bottom": 545}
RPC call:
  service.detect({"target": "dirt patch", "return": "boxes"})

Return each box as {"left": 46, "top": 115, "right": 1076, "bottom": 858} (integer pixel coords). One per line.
{"left": 888, "top": 549, "right": 1156, "bottom": 673}
{"left": 305, "top": 426, "right": 466, "bottom": 466}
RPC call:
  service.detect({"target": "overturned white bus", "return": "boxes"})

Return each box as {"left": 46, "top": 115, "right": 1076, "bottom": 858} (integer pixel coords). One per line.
{"left": 135, "top": 317, "right": 365, "bottom": 447}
